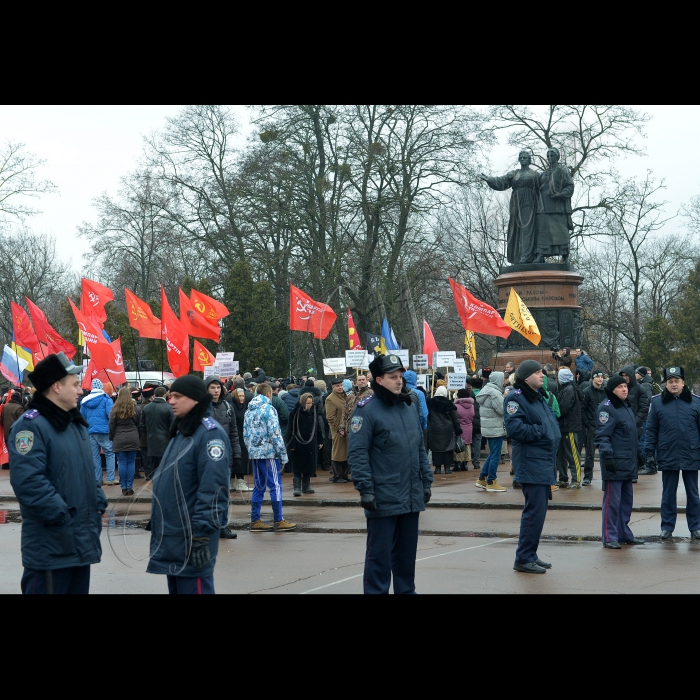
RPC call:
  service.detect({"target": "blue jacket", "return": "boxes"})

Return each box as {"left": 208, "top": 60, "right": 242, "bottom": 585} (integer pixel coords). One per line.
{"left": 645, "top": 387, "right": 700, "bottom": 470}
{"left": 80, "top": 391, "right": 113, "bottom": 435}
{"left": 9, "top": 395, "right": 107, "bottom": 571}
{"left": 404, "top": 370, "right": 428, "bottom": 430}
{"left": 504, "top": 381, "right": 561, "bottom": 485}
{"left": 575, "top": 353, "right": 594, "bottom": 373}
{"left": 349, "top": 383, "right": 432, "bottom": 519}
{"left": 595, "top": 393, "right": 643, "bottom": 481}
{"left": 147, "top": 403, "right": 230, "bottom": 578}
{"left": 243, "top": 394, "right": 288, "bottom": 462}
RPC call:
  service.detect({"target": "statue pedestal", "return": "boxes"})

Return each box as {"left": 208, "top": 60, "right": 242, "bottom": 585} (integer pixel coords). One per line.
{"left": 490, "top": 266, "right": 584, "bottom": 371}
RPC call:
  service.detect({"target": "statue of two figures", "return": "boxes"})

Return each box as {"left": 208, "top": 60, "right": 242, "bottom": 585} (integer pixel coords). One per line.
{"left": 480, "top": 148, "right": 574, "bottom": 265}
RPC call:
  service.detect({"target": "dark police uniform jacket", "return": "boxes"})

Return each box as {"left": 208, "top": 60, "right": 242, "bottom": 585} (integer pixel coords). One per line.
{"left": 147, "top": 403, "right": 230, "bottom": 578}
{"left": 504, "top": 383, "right": 561, "bottom": 485}
{"left": 645, "top": 386, "right": 700, "bottom": 471}
{"left": 349, "top": 383, "right": 432, "bottom": 519}
{"left": 595, "top": 394, "right": 643, "bottom": 481}
{"left": 9, "top": 396, "right": 107, "bottom": 571}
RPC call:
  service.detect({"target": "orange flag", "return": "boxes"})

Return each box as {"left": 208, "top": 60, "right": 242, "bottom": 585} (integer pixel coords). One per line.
{"left": 161, "top": 287, "right": 190, "bottom": 378}
{"left": 179, "top": 289, "right": 221, "bottom": 342}
{"left": 190, "top": 288, "right": 229, "bottom": 324}
{"left": 193, "top": 340, "right": 215, "bottom": 372}
{"left": 125, "top": 288, "right": 162, "bottom": 339}
{"left": 347, "top": 308, "right": 362, "bottom": 349}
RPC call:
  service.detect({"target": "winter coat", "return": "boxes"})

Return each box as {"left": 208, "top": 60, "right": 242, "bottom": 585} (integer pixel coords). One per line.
{"left": 349, "top": 382, "right": 432, "bottom": 519}
{"left": 9, "top": 393, "right": 107, "bottom": 571}
{"left": 286, "top": 404, "right": 325, "bottom": 474}
{"left": 454, "top": 397, "right": 475, "bottom": 444}
{"left": 243, "top": 394, "right": 288, "bottom": 462}
{"left": 576, "top": 369, "right": 591, "bottom": 395}
{"left": 557, "top": 380, "right": 583, "bottom": 433}
{"left": 582, "top": 383, "right": 607, "bottom": 430}
{"left": 637, "top": 374, "right": 653, "bottom": 410}
{"left": 209, "top": 397, "right": 242, "bottom": 465}
{"left": 80, "top": 390, "right": 113, "bottom": 434}
{"left": 475, "top": 372, "right": 506, "bottom": 437}
{"left": 270, "top": 394, "right": 290, "bottom": 435}
{"left": 231, "top": 397, "right": 249, "bottom": 467}
{"left": 472, "top": 397, "right": 481, "bottom": 434}
{"left": 618, "top": 364, "right": 650, "bottom": 433}
{"left": 503, "top": 380, "right": 561, "bottom": 485}
{"left": 404, "top": 370, "right": 428, "bottom": 430}
{"left": 595, "top": 391, "right": 643, "bottom": 481}
{"left": 281, "top": 387, "right": 301, "bottom": 413}
{"left": 645, "top": 386, "right": 700, "bottom": 470}
{"left": 340, "top": 386, "right": 373, "bottom": 434}
{"left": 575, "top": 352, "right": 594, "bottom": 373}
{"left": 325, "top": 390, "right": 348, "bottom": 461}
{"left": 139, "top": 398, "right": 173, "bottom": 457}
{"left": 147, "top": 400, "right": 230, "bottom": 578}
{"left": 2, "top": 394, "right": 24, "bottom": 438}
{"left": 108, "top": 406, "right": 141, "bottom": 452}
{"left": 542, "top": 375, "right": 560, "bottom": 418}
{"left": 426, "top": 396, "right": 462, "bottom": 452}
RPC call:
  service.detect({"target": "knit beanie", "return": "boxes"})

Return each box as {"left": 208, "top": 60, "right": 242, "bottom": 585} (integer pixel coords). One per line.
{"left": 558, "top": 368, "right": 574, "bottom": 384}
{"left": 636, "top": 367, "right": 648, "bottom": 376}
{"left": 606, "top": 375, "right": 627, "bottom": 393}
{"left": 435, "top": 386, "right": 448, "bottom": 397}
{"left": 516, "top": 360, "right": 542, "bottom": 381}
{"left": 91, "top": 378, "right": 104, "bottom": 391}
{"left": 169, "top": 375, "right": 208, "bottom": 402}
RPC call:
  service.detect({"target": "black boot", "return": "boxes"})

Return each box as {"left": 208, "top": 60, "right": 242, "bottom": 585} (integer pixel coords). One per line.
{"left": 444, "top": 465, "right": 453, "bottom": 474}
{"left": 434, "top": 466, "right": 441, "bottom": 474}
{"left": 220, "top": 526, "right": 238, "bottom": 539}
{"left": 302, "top": 475, "right": 315, "bottom": 494}
{"left": 293, "top": 476, "right": 301, "bottom": 497}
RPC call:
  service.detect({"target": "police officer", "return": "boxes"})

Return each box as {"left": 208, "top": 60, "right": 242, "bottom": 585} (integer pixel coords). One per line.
{"left": 147, "top": 375, "right": 230, "bottom": 594}
{"left": 645, "top": 366, "right": 700, "bottom": 539}
{"left": 349, "top": 354, "right": 432, "bottom": 594}
{"left": 505, "top": 360, "right": 561, "bottom": 574}
{"left": 581, "top": 370, "right": 607, "bottom": 485}
{"left": 595, "top": 375, "right": 646, "bottom": 549}
{"left": 9, "top": 352, "right": 108, "bottom": 594}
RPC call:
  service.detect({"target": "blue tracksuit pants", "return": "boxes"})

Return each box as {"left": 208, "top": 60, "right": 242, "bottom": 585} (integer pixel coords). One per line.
{"left": 661, "top": 470, "right": 700, "bottom": 533}
{"left": 250, "top": 458, "right": 283, "bottom": 522}
{"left": 602, "top": 479, "right": 634, "bottom": 543}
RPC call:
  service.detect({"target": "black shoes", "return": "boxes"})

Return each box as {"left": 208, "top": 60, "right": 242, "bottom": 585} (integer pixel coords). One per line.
{"left": 604, "top": 541, "right": 622, "bottom": 549}
{"left": 513, "top": 561, "right": 546, "bottom": 574}
{"left": 621, "top": 538, "right": 645, "bottom": 545}
{"left": 639, "top": 468, "right": 657, "bottom": 476}
{"left": 535, "top": 558, "right": 552, "bottom": 569}
{"left": 660, "top": 530, "right": 673, "bottom": 539}
{"left": 692, "top": 531, "right": 700, "bottom": 539}
{"left": 333, "top": 477, "right": 348, "bottom": 483}
{"left": 582, "top": 478, "right": 592, "bottom": 486}
{"left": 220, "top": 526, "right": 238, "bottom": 539}
{"left": 293, "top": 476, "right": 301, "bottom": 497}
{"left": 301, "top": 476, "right": 315, "bottom": 494}
{"left": 434, "top": 467, "right": 441, "bottom": 474}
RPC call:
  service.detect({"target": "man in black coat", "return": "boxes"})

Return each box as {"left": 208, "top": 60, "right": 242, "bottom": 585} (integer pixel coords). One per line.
{"left": 618, "top": 364, "right": 650, "bottom": 438}
{"left": 581, "top": 370, "right": 607, "bottom": 485}
{"left": 9, "top": 353, "right": 107, "bottom": 594}
{"left": 645, "top": 366, "right": 700, "bottom": 538}
{"left": 471, "top": 378, "right": 482, "bottom": 472}
{"left": 555, "top": 368, "right": 584, "bottom": 488}
{"left": 139, "top": 386, "right": 174, "bottom": 479}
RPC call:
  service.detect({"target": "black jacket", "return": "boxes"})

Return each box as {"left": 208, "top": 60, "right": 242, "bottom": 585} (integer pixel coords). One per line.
{"left": 618, "top": 364, "right": 650, "bottom": 433}
{"left": 556, "top": 381, "right": 582, "bottom": 433}
{"left": 286, "top": 404, "right": 325, "bottom": 474}
{"left": 582, "top": 383, "right": 607, "bottom": 429}
{"left": 139, "top": 398, "right": 173, "bottom": 457}
{"left": 595, "top": 389, "right": 643, "bottom": 481}
{"left": 426, "top": 396, "right": 462, "bottom": 452}
{"left": 209, "top": 396, "right": 242, "bottom": 465}
{"left": 472, "top": 395, "right": 481, "bottom": 434}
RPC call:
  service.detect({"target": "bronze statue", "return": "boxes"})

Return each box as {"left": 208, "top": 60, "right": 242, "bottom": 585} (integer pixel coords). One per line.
{"left": 480, "top": 147, "right": 574, "bottom": 265}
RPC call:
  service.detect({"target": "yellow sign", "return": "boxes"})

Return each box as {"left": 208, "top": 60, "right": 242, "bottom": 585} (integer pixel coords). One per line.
{"left": 505, "top": 288, "right": 541, "bottom": 346}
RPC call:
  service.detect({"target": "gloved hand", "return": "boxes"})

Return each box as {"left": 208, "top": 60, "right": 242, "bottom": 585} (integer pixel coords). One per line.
{"left": 231, "top": 458, "right": 242, "bottom": 472}
{"left": 424, "top": 489, "right": 432, "bottom": 504}
{"left": 604, "top": 458, "right": 617, "bottom": 474}
{"left": 46, "top": 511, "right": 69, "bottom": 527}
{"left": 190, "top": 537, "right": 211, "bottom": 569}
{"left": 637, "top": 453, "right": 646, "bottom": 467}
{"left": 360, "top": 493, "right": 377, "bottom": 511}
{"left": 646, "top": 454, "right": 657, "bottom": 469}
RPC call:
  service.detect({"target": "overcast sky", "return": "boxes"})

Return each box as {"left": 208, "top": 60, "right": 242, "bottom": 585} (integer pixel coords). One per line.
{"left": 0, "top": 105, "right": 697, "bottom": 271}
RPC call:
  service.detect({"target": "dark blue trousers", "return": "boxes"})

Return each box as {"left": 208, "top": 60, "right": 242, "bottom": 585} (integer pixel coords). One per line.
{"left": 21, "top": 565, "right": 90, "bottom": 594}
{"left": 166, "top": 575, "right": 215, "bottom": 594}
{"left": 364, "top": 512, "right": 420, "bottom": 594}
{"left": 661, "top": 470, "right": 700, "bottom": 532}
{"left": 515, "top": 484, "right": 550, "bottom": 565}
{"left": 602, "top": 479, "right": 634, "bottom": 543}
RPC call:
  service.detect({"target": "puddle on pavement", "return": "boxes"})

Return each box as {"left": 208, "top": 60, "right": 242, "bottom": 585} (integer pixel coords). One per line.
{"left": 0, "top": 509, "right": 148, "bottom": 529}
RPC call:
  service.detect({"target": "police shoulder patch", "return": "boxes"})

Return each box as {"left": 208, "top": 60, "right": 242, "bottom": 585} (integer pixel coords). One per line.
{"left": 598, "top": 411, "right": 610, "bottom": 424}
{"left": 206, "top": 439, "right": 225, "bottom": 461}
{"left": 506, "top": 400, "right": 519, "bottom": 415}
{"left": 22, "top": 409, "right": 40, "bottom": 420}
{"left": 201, "top": 416, "right": 217, "bottom": 431}
{"left": 357, "top": 396, "right": 373, "bottom": 407}
{"left": 602, "top": 399, "right": 611, "bottom": 406}
{"left": 513, "top": 389, "right": 522, "bottom": 395}
{"left": 15, "top": 430, "right": 34, "bottom": 454}
{"left": 351, "top": 416, "right": 363, "bottom": 433}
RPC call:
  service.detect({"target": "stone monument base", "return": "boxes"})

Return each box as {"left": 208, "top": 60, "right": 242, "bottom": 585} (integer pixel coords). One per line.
{"left": 490, "top": 268, "right": 584, "bottom": 373}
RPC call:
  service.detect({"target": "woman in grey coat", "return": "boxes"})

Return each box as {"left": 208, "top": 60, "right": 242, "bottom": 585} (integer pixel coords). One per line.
{"left": 475, "top": 371, "right": 507, "bottom": 492}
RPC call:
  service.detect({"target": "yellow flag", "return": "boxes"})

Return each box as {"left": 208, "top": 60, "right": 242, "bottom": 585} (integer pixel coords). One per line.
{"left": 505, "top": 288, "right": 541, "bottom": 346}
{"left": 464, "top": 330, "right": 476, "bottom": 372}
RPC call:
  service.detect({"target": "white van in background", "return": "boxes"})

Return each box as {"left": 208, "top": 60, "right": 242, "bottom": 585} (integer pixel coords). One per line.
{"left": 124, "top": 371, "right": 176, "bottom": 389}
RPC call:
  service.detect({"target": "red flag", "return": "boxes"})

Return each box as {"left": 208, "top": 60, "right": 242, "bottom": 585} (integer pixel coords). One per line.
{"left": 347, "top": 308, "right": 363, "bottom": 349}
{"left": 104, "top": 338, "right": 127, "bottom": 386}
{"left": 423, "top": 319, "right": 439, "bottom": 367}
{"left": 179, "top": 289, "right": 221, "bottom": 342}
{"left": 193, "top": 340, "right": 215, "bottom": 372}
{"left": 289, "top": 284, "right": 337, "bottom": 340}
{"left": 25, "top": 297, "right": 77, "bottom": 360}
{"left": 33, "top": 343, "right": 49, "bottom": 367}
{"left": 83, "top": 361, "right": 110, "bottom": 391}
{"left": 68, "top": 297, "right": 118, "bottom": 370}
{"left": 125, "top": 288, "right": 162, "bottom": 339}
{"left": 81, "top": 278, "right": 114, "bottom": 325}
{"left": 448, "top": 278, "right": 511, "bottom": 339}
{"left": 11, "top": 301, "right": 41, "bottom": 356}
{"left": 161, "top": 287, "right": 190, "bottom": 378}
{"left": 190, "top": 288, "right": 229, "bottom": 324}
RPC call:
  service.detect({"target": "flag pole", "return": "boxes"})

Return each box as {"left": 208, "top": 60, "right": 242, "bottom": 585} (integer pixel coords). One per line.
{"left": 130, "top": 326, "right": 141, "bottom": 390}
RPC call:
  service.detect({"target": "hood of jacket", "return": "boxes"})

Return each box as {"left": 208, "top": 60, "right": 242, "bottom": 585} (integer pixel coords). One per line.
{"left": 576, "top": 369, "right": 591, "bottom": 384}
{"left": 619, "top": 365, "right": 638, "bottom": 388}
{"left": 426, "top": 395, "right": 455, "bottom": 413}
{"left": 454, "top": 397, "right": 474, "bottom": 407}
{"left": 404, "top": 370, "right": 417, "bottom": 389}
{"left": 489, "top": 371, "right": 505, "bottom": 387}
{"left": 81, "top": 389, "right": 106, "bottom": 405}
{"left": 476, "top": 379, "right": 503, "bottom": 404}
{"left": 558, "top": 368, "right": 574, "bottom": 384}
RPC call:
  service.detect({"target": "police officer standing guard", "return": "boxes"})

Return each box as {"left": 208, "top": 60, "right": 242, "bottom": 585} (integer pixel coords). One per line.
{"left": 349, "top": 354, "right": 432, "bottom": 594}
{"left": 10, "top": 352, "right": 108, "bottom": 594}
{"left": 644, "top": 367, "right": 700, "bottom": 540}
{"left": 505, "top": 361, "right": 561, "bottom": 574}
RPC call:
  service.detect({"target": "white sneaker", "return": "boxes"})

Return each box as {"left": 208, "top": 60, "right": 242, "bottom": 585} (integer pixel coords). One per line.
{"left": 236, "top": 478, "right": 250, "bottom": 492}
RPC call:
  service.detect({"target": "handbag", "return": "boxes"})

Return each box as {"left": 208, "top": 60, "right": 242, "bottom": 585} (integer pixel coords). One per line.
{"left": 455, "top": 435, "right": 466, "bottom": 454}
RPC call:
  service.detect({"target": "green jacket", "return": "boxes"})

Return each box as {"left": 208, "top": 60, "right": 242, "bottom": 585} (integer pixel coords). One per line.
{"left": 543, "top": 375, "right": 560, "bottom": 418}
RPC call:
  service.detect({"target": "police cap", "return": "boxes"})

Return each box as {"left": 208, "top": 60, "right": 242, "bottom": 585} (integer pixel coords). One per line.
{"left": 368, "top": 353, "right": 405, "bottom": 377}
{"left": 663, "top": 366, "right": 685, "bottom": 382}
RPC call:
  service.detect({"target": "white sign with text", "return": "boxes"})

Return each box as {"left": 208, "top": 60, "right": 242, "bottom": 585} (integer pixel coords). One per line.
{"left": 412, "top": 354, "right": 428, "bottom": 370}
{"left": 435, "top": 351, "right": 456, "bottom": 368}
{"left": 323, "top": 357, "right": 347, "bottom": 375}
{"left": 447, "top": 373, "right": 468, "bottom": 390}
